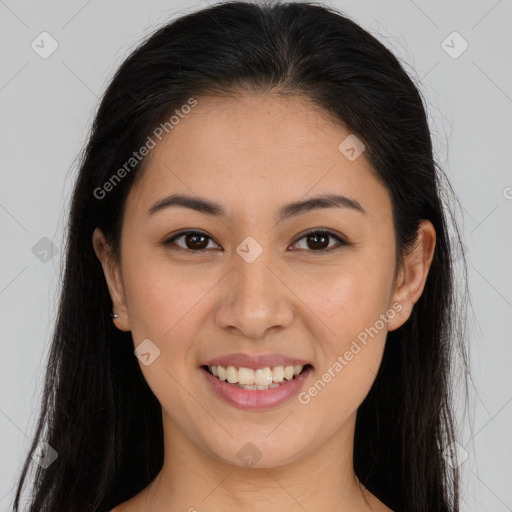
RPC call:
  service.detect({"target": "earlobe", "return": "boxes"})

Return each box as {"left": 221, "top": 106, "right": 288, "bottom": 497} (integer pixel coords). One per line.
{"left": 92, "top": 227, "right": 131, "bottom": 332}
{"left": 387, "top": 220, "right": 436, "bottom": 332}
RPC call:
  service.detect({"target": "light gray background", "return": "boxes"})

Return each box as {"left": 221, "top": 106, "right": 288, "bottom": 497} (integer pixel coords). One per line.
{"left": 1, "top": 0, "right": 511, "bottom": 510}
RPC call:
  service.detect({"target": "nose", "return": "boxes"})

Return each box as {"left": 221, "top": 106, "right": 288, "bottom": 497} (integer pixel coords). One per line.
{"left": 215, "top": 247, "right": 294, "bottom": 339}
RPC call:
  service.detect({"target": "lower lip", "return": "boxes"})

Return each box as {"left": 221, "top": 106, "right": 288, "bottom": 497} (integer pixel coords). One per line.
{"left": 200, "top": 366, "right": 313, "bottom": 410}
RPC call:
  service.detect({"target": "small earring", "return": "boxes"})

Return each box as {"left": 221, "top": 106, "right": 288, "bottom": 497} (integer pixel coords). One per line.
{"left": 110, "top": 312, "right": 119, "bottom": 319}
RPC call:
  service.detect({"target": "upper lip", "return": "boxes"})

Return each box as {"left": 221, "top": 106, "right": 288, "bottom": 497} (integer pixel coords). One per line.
{"left": 201, "top": 352, "right": 311, "bottom": 370}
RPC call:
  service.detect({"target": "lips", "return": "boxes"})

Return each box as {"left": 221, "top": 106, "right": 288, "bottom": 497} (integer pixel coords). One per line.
{"left": 200, "top": 363, "right": 314, "bottom": 410}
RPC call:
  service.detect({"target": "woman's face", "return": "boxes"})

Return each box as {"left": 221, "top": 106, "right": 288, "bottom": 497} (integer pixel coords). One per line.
{"left": 94, "top": 92, "right": 434, "bottom": 469}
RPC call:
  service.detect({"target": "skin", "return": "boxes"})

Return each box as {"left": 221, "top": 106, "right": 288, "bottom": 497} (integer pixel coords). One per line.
{"left": 93, "top": 92, "right": 436, "bottom": 512}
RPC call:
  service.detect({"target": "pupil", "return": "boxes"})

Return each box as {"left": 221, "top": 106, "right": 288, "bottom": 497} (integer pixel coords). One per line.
{"left": 308, "top": 233, "right": 328, "bottom": 250}
{"left": 187, "top": 234, "right": 207, "bottom": 250}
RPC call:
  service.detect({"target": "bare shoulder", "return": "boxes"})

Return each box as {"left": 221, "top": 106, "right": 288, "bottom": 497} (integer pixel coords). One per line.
{"left": 109, "top": 483, "right": 150, "bottom": 512}
{"left": 108, "top": 495, "right": 139, "bottom": 512}
{"left": 109, "top": 504, "right": 132, "bottom": 512}
{"left": 373, "top": 499, "right": 394, "bottom": 511}
{"left": 364, "top": 489, "right": 394, "bottom": 512}
{"left": 370, "top": 500, "right": 394, "bottom": 512}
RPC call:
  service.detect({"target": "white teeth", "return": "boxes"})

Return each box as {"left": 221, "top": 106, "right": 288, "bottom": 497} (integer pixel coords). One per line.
{"left": 238, "top": 367, "right": 255, "bottom": 385}
{"left": 226, "top": 365, "right": 238, "bottom": 384}
{"left": 272, "top": 366, "right": 285, "bottom": 382}
{"left": 207, "top": 364, "right": 305, "bottom": 386}
{"left": 235, "top": 383, "right": 272, "bottom": 390}
{"left": 255, "top": 367, "right": 273, "bottom": 386}
{"left": 284, "top": 366, "right": 295, "bottom": 380}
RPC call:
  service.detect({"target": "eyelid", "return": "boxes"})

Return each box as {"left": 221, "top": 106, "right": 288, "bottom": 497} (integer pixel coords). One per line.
{"left": 289, "top": 227, "right": 348, "bottom": 253}
{"left": 163, "top": 227, "right": 349, "bottom": 252}
{"left": 164, "top": 229, "right": 220, "bottom": 251}
{"left": 293, "top": 227, "right": 348, "bottom": 245}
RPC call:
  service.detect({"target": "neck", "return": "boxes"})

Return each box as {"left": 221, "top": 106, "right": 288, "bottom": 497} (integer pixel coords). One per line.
{"left": 143, "top": 411, "right": 372, "bottom": 512}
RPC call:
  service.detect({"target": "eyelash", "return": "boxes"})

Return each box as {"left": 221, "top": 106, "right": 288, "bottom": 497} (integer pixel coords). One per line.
{"left": 163, "top": 228, "right": 349, "bottom": 254}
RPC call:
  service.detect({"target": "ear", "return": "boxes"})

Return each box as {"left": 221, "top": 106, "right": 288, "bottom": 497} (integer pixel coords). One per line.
{"left": 92, "top": 227, "right": 131, "bottom": 332}
{"left": 387, "top": 220, "right": 436, "bottom": 331}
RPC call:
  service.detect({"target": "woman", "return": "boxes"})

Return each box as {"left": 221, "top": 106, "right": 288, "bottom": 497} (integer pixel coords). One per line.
{"left": 13, "top": 1, "right": 469, "bottom": 511}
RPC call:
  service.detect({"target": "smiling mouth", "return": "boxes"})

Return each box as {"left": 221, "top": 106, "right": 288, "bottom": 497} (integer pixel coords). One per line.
{"left": 201, "top": 364, "right": 312, "bottom": 390}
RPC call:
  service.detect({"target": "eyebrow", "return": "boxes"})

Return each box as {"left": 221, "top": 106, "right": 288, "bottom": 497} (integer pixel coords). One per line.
{"left": 147, "top": 193, "right": 365, "bottom": 221}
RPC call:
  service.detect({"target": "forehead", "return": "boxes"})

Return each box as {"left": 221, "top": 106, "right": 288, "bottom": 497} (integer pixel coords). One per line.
{"left": 151, "top": 92, "right": 353, "bottom": 162}
{"left": 125, "top": 92, "right": 391, "bottom": 221}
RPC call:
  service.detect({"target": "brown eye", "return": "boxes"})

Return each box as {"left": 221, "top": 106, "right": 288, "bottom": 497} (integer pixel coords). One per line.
{"left": 164, "top": 231, "right": 220, "bottom": 251}
{"left": 290, "top": 229, "right": 347, "bottom": 252}
{"left": 164, "top": 228, "right": 348, "bottom": 253}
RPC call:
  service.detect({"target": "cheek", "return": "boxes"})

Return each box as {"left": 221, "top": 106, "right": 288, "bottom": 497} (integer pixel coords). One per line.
{"left": 300, "top": 255, "right": 393, "bottom": 403}
{"left": 303, "top": 257, "right": 395, "bottom": 341}
{"left": 299, "top": 271, "right": 391, "bottom": 417}
{"left": 121, "top": 245, "right": 210, "bottom": 339}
